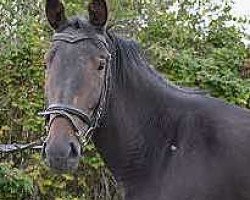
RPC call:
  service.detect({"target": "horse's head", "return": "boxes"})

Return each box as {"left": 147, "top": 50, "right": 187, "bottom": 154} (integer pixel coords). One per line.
{"left": 41, "top": 0, "right": 111, "bottom": 171}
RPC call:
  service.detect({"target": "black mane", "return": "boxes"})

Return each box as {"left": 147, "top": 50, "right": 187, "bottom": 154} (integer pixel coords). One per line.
{"left": 107, "top": 30, "right": 207, "bottom": 96}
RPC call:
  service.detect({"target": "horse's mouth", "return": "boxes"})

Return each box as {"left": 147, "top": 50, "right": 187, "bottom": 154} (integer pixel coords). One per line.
{"left": 44, "top": 156, "right": 80, "bottom": 172}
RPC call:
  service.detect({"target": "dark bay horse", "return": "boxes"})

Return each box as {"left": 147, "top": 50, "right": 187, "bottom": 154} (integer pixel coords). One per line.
{"left": 41, "top": 0, "right": 250, "bottom": 199}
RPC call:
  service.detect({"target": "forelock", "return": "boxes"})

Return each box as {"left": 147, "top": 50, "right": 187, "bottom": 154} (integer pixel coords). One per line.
{"left": 57, "top": 16, "right": 99, "bottom": 34}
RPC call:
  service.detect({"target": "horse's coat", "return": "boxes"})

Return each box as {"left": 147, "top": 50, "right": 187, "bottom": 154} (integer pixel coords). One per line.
{"left": 42, "top": 1, "right": 250, "bottom": 199}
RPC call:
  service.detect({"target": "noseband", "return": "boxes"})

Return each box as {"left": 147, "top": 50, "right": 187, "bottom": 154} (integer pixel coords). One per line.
{"left": 39, "top": 32, "right": 111, "bottom": 147}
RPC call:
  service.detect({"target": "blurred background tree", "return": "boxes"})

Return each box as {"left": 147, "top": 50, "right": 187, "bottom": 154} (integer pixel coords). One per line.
{"left": 0, "top": 0, "right": 249, "bottom": 199}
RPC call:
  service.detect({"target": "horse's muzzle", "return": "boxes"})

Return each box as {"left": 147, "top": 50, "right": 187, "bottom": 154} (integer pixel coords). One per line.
{"left": 44, "top": 156, "right": 80, "bottom": 171}
{"left": 42, "top": 141, "right": 81, "bottom": 172}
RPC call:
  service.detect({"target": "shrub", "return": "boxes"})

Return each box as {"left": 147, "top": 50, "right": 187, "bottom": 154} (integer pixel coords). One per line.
{"left": 0, "top": 163, "right": 33, "bottom": 200}
{"left": 137, "top": 0, "right": 250, "bottom": 107}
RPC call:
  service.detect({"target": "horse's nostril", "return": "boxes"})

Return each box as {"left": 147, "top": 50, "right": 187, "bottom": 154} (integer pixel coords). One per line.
{"left": 69, "top": 142, "right": 79, "bottom": 158}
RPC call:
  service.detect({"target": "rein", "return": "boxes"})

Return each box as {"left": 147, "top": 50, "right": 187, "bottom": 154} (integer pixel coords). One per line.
{"left": 39, "top": 32, "right": 111, "bottom": 147}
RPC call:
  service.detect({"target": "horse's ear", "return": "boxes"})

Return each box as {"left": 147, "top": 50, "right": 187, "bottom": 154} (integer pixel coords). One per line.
{"left": 45, "top": 0, "right": 67, "bottom": 30}
{"left": 88, "top": 0, "right": 109, "bottom": 28}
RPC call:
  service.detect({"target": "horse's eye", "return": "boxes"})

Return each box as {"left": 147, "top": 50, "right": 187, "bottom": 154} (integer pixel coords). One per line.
{"left": 98, "top": 58, "right": 106, "bottom": 70}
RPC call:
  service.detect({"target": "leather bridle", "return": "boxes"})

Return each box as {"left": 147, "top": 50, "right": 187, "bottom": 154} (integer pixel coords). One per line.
{"left": 39, "top": 32, "right": 111, "bottom": 147}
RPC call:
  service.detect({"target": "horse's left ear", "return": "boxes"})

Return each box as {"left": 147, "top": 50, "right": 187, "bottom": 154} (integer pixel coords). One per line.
{"left": 88, "top": 0, "right": 109, "bottom": 28}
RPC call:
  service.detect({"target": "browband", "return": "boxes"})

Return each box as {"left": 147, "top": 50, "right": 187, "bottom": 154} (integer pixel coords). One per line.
{"left": 53, "top": 32, "right": 108, "bottom": 49}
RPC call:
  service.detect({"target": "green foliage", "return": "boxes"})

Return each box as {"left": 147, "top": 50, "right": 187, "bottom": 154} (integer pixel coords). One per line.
{"left": 0, "top": 163, "right": 33, "bottom": 200}
{"left": 0, "top": 0, "right": 47, "bottom": 132}
{"left": 137, "top": 0, "right": 250, "bottom": 107}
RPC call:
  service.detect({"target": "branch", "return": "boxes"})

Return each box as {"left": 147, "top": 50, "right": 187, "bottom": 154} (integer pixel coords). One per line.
{"left": 0, "top": 139, "right": 44, "bottom": 154}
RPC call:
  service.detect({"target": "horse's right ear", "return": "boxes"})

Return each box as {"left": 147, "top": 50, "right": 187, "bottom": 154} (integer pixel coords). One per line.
{"left": 45, "top": 0, "right": 67, "bottom": 30}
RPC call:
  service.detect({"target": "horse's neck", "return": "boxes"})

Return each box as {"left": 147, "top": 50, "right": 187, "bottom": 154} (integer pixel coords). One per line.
{"left": 94, "top": 38, "right": 178, "bottom": 193}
